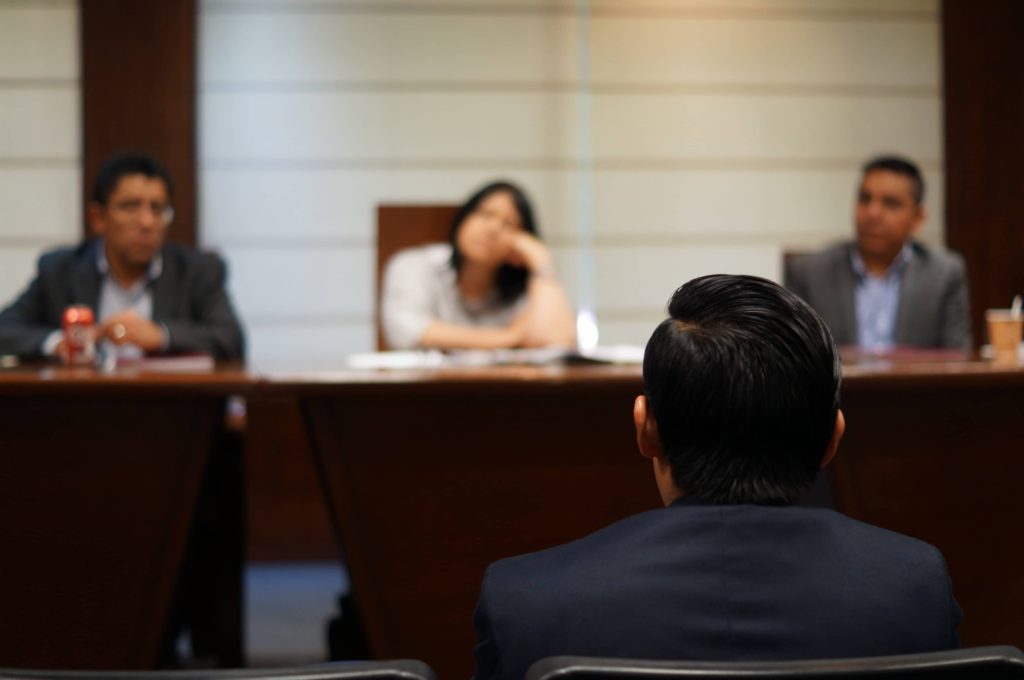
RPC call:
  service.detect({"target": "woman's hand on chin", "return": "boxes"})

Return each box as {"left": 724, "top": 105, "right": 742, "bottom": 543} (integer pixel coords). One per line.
{"left": 505, "top": 232, "right": 553, "bottom": 273}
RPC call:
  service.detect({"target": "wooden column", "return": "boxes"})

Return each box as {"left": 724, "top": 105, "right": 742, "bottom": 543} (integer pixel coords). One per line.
{"left": 80, "top": 0, "right": 197, "bottom": 246}
{"left": 943, "top": 0, "right": 1024, "bottom": 347}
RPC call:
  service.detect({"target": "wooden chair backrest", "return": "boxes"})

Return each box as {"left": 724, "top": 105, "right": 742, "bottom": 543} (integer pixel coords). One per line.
{"left": 375, "top": 204, "right": 460, "bottom": 351}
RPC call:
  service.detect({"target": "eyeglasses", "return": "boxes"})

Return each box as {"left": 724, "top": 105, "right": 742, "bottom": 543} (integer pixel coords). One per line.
{"left": 110, "top": 200, "right": 175, "bottom": 224}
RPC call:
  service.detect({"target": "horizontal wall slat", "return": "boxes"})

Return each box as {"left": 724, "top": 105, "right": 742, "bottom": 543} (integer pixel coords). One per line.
{"left": 0, "top": 168, "right": 81, "bottom": 241}
{"left": 201, "top": 167, "right": 945, "bottom": 248}
{"left": 246, "top": 323, "right": 374, "bottom": 365}
{"left": 0, "top": 6, "right": 77, "bottom": 80}
{"left": 201, "top": 13, "right": 936, "bottom": 88}
{"left": 201, "top": 91, "right": 939, "bottom": 163}
{"left": 0, "top": 248, "right": 48, "bottom": 310}
{"left": 201, "top": 14, "right": 575, "bottom": 85}
{"left": 202, "top": 0, "right": 937, "bottom": 19}
{"left": 592, "top": 94, "right": 940, "bottom": 161}
{"left": 0, "top": 89, "right": 79, "bottom": 158}
{"left": 224, "top": 246, "right": 374, "bottom": 319}
{"left": 554, "top": 245, "right": 781, "bottom": 313}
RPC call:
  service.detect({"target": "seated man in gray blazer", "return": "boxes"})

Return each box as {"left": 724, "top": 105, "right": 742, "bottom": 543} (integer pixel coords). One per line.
{"left": 0, "top": 151, "right": 244, "bottom": 360}
{"left": 784, "top": 156, "right": 969, "bottom": 350}
{"left": 473, "top": 275, "right": 960, "bottom": 680}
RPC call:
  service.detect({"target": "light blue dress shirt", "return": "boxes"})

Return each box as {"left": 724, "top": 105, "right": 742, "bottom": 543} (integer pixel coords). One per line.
{"left": 851, "top": 244, "right": 912, "bottom": 351}
{"left": 95, "top": 243, "right": 164, "bottom": 359}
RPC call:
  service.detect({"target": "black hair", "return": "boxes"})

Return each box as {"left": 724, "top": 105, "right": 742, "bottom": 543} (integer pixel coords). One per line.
{"left": 862, "top": 155, "right": 924, "bottom": 205}
{"left": 448, "top": 181, "right": 539, "bottom": 304}
{"left": 643, "top": 275, "right": 842, "bottom": 505}
{"left": 91, "top": 151, "right": 174, "bottom": 206}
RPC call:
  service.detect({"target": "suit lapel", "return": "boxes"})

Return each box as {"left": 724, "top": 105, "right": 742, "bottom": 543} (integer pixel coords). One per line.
{"left": 895, "top": 248, "right": 923, "bottom": 346}
{"left": 833, "top": 246, "right": 858, "bottom": 345}
{"left": 69, "top": 242, "right": 101, "bottom": 312}
{"left": 149, "top": 247, "right": 175, "bottom": 322}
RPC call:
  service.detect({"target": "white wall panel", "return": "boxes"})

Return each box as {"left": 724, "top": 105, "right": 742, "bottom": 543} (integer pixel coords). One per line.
{"left": 0, "top": 167, "right": 81, "bottom": 241}
{"left": 201, "top": 91, "right": 574, "bottom": 162}
{"left": 203, "top": 167, "right": 944, "bottom": 252}
{"left": 592, "top": 18, "right": 937, "bottom": 88}
{"left": 0, "top": 1, "right": 80, "bottom": 308}
{"left": 0, "top": 248, "right": 46, "bottom": 310}
{"left": 0, "top": 90, "right": 79, "bottom": 158}
{"left": 0, "top": 5, "right": 77, "bottom": 80}
{"left": 204, "top": 0, "right": 936, "bottom": 15}
{"left": 201, "top": 168, "right": 571, "bottom": 245}
{"left": 246, "top": 322, "right": 374, "bottom": 366}
{"left": 201, "top": 13, "right": 575, "bottom": 85}
{"left": 553, "top": 244, "right": 780, "bottom": 313}
{"left": 592, "top": 318, "right": 664, "bottom": 347}
{"left": 202, "top": 12, "right": 936, "bottom": 89}
{"left": 593, "top": 94, "right": 940, "bottom": 162}
{"left": 203, "top": 90, "right": 937, "bottom": 165}
{"left": 592, "top": 169, "right": 945, "bottom": 246}
{"left": 225, "top": 246, "right": 374, "bottom": 320}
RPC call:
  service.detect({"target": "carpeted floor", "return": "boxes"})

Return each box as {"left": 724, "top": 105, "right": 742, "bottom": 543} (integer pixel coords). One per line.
{"left": 245, "top": 561, "right": 348, "bottom": 666}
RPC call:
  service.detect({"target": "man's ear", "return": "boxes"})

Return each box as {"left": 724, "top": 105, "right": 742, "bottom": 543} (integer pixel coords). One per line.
{"left": 87, "top": 202, "right": 106, "bottom": 238}
{"left": 819, "top": 409, "right": 846, "bottom": 469}
{"left": 633, "top": 395, "right": 663, "bottom": 460}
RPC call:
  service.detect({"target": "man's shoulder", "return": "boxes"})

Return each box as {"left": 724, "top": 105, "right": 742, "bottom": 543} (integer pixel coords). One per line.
{"left": 908, "top": 241, "right": 966, "bottom": 273}
{"left": 36, "top": 241, "right": 96, "bottom": 275}
{"left": 159, "top": 241, "right": 227, "bottom": 274}
{"left": 806, "top": 505, "right": 945, "bottom": 559}
{"left": 484, "top": 507, "right": 665, "bottom": 581}
{"left": 485, "top": 503, "right": 946, "bottom": 587}
{"left": 789, "top": 242, "right": 853, "bottom": 271}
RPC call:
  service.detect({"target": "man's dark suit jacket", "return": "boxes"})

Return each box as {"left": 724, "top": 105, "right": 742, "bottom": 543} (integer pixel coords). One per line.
{"left": 473, "top": 497, "right": 960, "bottom": 680}
{"left": 783, "top": 241, "right": 970, "bottom": 350}
{"left": 0, "top": 239, "right": 245, "bottom": 360}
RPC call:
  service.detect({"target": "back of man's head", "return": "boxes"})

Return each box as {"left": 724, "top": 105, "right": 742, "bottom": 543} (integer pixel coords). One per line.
{"left": 92, "top": 151, "right": 174, "bottom": 206}
{"left": 643, "top": 274, "right": 841, "bottom": 505}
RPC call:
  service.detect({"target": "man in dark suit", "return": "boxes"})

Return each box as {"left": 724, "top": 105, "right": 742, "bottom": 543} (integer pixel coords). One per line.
{"left": 784, "top": 155, "right": 969, "bottom": 350}
{"left": 473, "top": 275, "right": 960, "bottom": 680}
{"left": 0, "top": 151, "right": 244, "bottom": 360}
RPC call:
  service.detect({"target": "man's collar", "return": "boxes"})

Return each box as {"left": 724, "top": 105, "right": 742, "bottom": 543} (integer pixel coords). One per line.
{"left": 850, "top": 242, "right": 913, "bottom": 279}
{"left": 95, "top": 239, "right": 162, "bottom": 283}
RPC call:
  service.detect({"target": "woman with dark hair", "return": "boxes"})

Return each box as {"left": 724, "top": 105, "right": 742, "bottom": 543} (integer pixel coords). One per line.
{"left": 382, "top": 181, "right": 576, "bottom": 350}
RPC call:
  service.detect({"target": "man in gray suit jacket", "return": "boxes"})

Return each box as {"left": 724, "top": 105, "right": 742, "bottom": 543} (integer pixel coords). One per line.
{"left": 784, "top": 156, "right": 969, "bottom": 350}
{"left": 0, "top": 152, "right": 244, "bottom": 360}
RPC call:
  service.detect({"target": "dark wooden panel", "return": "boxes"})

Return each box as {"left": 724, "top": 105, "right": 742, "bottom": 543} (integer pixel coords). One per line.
{"left": 376, "top": 205, "right": 460, "bottom": 350}
{"left": 80, "top": 0, "right": 197, "bottom": 246}
{"left": 942, "top": 0, "right": 1024, "bottom": 347}
{"left": 244, "top": 395, "right": 337, "bottom": 561}
{"left": 0, "top": 395, "right": 222, "bottom": 668}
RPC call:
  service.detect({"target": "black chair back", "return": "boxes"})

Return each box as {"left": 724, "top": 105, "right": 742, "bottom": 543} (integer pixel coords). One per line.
{"left": 0, "top": 659, "right": 436, "bottom": 680}
{"left": 526, "top": 647, "right": 1024, "bottom": 680}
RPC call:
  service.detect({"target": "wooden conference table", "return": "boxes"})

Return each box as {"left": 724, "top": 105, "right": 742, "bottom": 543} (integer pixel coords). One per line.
{"left": 1, "top": 356, "right": 1022, "bottom": 676}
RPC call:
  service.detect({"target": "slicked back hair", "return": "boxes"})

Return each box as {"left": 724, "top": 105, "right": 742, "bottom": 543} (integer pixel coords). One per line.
{"left": 92, "top": 151, "right": 174, "bottom": 206}
{"left": 643, "top": 275, "right": 842, "bottom": 505}
{"left": 862, "top": 155, "right": 925, "bottom": 205}
{"left": 448, "top": 181, "right": 539, "bottom": 304}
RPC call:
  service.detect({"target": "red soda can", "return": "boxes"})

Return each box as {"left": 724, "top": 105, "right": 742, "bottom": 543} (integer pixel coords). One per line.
{"left": 62, "top": 305, "right": 95, "bottom": 365}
